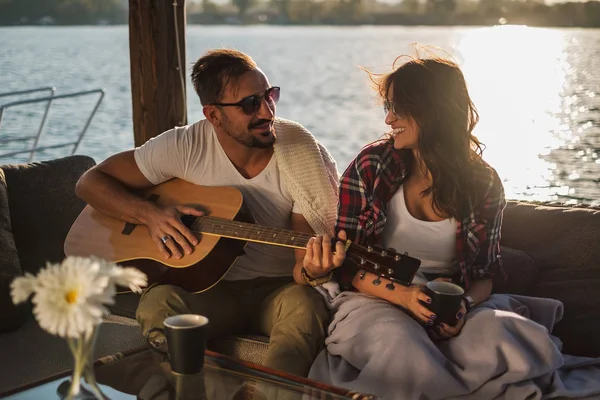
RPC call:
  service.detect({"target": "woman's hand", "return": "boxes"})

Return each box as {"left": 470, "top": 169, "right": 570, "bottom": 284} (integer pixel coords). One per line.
{"left": 428, "top": 301, "right": 467, "bottom": 341}
{"left": 394, "top": 285, "right": 439, "bottom": 326}
{"left": 397, "top": 277, "right": 453, "bottom": 326}
{"left": 427, "top": 277, "right": 467, "bottom": 340}
{"left": 302, "top": 230, "right": 347, "bottom": 278}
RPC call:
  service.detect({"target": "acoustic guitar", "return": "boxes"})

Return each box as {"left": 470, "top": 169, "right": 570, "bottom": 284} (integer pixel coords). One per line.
{"left": 64, "top": 179, "right": 421, "bottom": 293}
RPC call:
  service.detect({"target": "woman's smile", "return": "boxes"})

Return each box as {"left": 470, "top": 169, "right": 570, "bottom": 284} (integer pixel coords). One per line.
{"left": 392, "top": 127, "right": 406, "bottom": 136}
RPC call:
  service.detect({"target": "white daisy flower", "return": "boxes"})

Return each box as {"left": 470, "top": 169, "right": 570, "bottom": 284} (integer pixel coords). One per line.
{"left": 110, "top": 267, "right": 148, "bottom": 293}
{"left": 10, "top": 256, "right": 147, "bottom": 339}
{"left": 10, "top": 272, "right": 37, "bottom": 303}
{"left": 94, "top": 257, "right": 148, "bottom": 294}
{"left": 34, "top": 259, "right": 111, "bottom": 338}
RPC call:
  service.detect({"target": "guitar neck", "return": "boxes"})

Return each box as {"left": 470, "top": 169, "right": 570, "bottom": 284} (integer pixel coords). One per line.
{"left": 193, "top": 216, "right": 314, "bottom": 249}
{"left": 191, "top": 215, "right": 421, "bottom": 287}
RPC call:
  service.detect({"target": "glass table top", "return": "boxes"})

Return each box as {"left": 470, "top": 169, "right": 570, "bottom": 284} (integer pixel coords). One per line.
{"left": 2, "top": 345, "right": 378, "bottom": 400}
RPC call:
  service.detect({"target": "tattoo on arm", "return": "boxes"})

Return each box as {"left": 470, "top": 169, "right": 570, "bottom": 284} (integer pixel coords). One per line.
{"left": 359, "top": 269, "right": 396, "bottom": 291}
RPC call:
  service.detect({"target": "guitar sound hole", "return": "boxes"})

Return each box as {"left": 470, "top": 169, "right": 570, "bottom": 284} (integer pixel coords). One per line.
{"left": 180, "top": 214, "right": 198, "bottom": 229}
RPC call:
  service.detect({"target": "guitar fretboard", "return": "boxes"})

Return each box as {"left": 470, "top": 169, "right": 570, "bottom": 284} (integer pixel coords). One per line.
{"left": 193, "top": 216, "right": 314, "bottom": 249}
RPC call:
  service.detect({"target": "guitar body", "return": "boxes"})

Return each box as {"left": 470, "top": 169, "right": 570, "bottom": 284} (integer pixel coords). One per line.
{"left": 64, "top": 180, "right": 250, "bottom": 293}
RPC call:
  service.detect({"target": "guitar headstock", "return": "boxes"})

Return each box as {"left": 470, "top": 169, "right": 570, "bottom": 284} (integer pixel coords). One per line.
{"left": 345, "top": 242, "right": 421, "bottom": 286}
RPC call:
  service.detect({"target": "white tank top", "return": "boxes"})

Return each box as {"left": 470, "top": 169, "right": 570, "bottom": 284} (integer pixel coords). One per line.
{"left": 381, "top": 185, "right": 458, "bottom": 285}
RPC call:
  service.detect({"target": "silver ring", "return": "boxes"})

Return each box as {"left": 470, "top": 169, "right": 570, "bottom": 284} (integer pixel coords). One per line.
{"left": 160, "top": 235, "right": 171, "bottom": 244}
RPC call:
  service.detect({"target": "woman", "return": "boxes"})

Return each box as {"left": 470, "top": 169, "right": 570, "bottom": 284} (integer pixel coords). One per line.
{"left": 334, "top": 55, "right": 505, "bottom": 338}
{"left": 307, "top": 55, "right": 600, "bottom": 400}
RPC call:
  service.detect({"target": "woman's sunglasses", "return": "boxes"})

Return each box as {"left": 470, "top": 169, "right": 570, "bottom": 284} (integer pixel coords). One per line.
{"left": 383, "top": 100, "right": 407, "bottom": 119}
{"left": 212, "top": 87, "right": 281, "bottom": 115}
{"left": 383, "top": 100, "right": 398, "bottom": 116}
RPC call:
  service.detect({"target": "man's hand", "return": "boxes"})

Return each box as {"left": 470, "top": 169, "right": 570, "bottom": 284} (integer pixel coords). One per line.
{"left": 302, "top": 230, "right": 347, "bottom": 278}
{"left": 143, "top": 205, "right": 204, "bottom": 259}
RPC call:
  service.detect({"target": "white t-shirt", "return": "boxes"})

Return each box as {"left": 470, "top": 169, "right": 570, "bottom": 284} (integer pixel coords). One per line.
{"left": 381, "top": 185, "right": 458, "bottom": 285}
{"left": 134, "top": 119, "right": 301, "bottom": 281}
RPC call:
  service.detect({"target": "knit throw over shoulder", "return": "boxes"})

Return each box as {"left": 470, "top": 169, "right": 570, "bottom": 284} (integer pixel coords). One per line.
{"left": 273, "top": 118, "right": 339, "bottom": 236}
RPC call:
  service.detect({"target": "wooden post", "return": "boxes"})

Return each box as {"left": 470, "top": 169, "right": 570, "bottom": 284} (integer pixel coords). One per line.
{"left": 129, "top": 0, "right": 187, "bottom": 147}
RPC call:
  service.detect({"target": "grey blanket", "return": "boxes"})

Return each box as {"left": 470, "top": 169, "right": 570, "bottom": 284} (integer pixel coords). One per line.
{"left": 308, "top": 291, "right": 600, "bottom": 400}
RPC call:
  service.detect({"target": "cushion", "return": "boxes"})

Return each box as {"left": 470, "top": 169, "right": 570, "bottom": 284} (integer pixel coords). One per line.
{"left": 492, "top": 246, "right": 538, "bottom": 295}
{"left": 501, "top": 201, "right": 600, "bottom": 357}
{"left": 502, "top": 201, "right": 600, "bottom": 275}
{"left": 0, "top": 315, "right": 145, "bottom": 394}
{"left": 0, "top": 168, "right": 29, "bottom": 333}
{"left": 2, "top": 155, "right": 95, "bottom": 275}
{"left": 110, "top": 293, "right": 142, "bottom": 319}
{"left": 208, "top": 335, "right": 270, "bottom": 365}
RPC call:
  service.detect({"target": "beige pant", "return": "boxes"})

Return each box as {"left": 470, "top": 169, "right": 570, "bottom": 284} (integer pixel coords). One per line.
{"left": 136, "top": 277, "right": 329, "bottom": 378}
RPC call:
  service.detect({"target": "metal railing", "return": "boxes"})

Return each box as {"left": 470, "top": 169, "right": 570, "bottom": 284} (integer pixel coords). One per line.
{"left": 0, "top": 87, "right": 105, "bottom": 162}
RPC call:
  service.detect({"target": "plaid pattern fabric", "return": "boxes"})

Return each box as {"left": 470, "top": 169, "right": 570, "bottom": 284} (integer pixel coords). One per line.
{"left": 335, "top": 139, "right": 507, "bottom": 291}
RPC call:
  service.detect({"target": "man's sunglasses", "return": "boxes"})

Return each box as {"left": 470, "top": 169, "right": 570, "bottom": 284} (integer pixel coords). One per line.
{"left": 211, "top": 87, "right": 281, "bottom": 115}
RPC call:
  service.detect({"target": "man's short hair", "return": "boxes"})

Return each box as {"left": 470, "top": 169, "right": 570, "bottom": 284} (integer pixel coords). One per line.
{"left": 191, "top": 49, "right": 257, "bottom": 105}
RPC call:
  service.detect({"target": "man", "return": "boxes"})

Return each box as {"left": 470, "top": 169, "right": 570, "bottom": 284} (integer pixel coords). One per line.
{"left": 75, "top": 49, "right": 346, "bottom": 377}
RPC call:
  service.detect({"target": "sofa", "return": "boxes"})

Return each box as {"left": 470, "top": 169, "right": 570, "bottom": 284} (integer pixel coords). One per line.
{"left": 0, "top": 155, "right": 268, "bottom": 395}
{"left": 1, "top": 155, "right": 599, "bottom": 394}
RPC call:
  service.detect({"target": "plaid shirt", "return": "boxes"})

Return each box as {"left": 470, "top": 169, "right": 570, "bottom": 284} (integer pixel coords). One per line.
{"left": 335, "top": 139, "right": 507, "bottom": 291}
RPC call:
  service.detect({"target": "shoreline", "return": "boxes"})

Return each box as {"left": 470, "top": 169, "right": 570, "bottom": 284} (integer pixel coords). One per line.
{"left": 1, "top": 23, "right": 600, "bottom": 29}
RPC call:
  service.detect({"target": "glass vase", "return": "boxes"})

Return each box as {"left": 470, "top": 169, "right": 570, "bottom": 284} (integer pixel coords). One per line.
{"left": 61, "top": 325, "right": 106, "bottom": 400}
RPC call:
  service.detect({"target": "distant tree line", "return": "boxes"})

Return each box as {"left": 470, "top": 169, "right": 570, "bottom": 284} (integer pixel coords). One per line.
{"left": 190, "top": 0, "right": 600, "bottom": 28}
{"left": 0, "top": 0, "right": 127, "bottom": 25}
{"left": 1, "top": 0, "right": 599, "bottom": 28}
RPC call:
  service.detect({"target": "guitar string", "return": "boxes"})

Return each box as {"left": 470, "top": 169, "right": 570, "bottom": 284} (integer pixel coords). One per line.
{"left": 197, "top": 219, "right": 405, "bottom": 279}
{"left": 198, "top": 224, "right": 311, "bottom": 244}
{"left": 195, "top": 221, "right": 381, "bottom": 255}
{"left": 189, "top": 215, "right": 406, "bottom": 263}
{"left": 186, "top": 216, "right": 412, "bottom": 281}
{"left": 192, "top": 216, "right": 314, "bottom": 245}
{"left": 192, "top": 216, "right": 404, "bottom": 257}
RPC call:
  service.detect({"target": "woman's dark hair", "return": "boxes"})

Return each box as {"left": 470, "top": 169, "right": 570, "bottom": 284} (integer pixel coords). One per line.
{"left": 368, "top": 56, "right": 484, "bottom": 219}
{"left": 191, "top": 49, "right": 257, "bottom": 105}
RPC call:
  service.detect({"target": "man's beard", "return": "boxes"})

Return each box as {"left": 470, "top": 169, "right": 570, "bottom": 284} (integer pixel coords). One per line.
{"left": 235, "top": 132, "right": 275, "bottom": 149}
{"left": 223, "top": 117, "right": 276, "bottom": 149}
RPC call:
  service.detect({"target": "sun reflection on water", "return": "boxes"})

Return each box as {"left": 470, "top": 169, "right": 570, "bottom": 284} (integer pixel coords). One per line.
{"left": 458, "top": 25, "right": 572, "bottom": 202}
